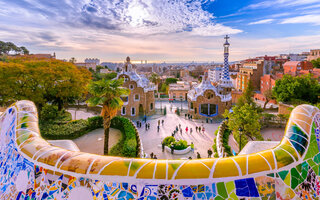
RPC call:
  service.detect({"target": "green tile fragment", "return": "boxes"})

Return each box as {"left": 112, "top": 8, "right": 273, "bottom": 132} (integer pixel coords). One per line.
{"left": 313, "top": 153, "right": 320, "bottom": 164}
{"left": 215, "top": 195, "right": 225, "bottom": 200}
{"left": 216, "top": 182, "right": 228, "bottom": 199}
{"left": 278, "top": 170, "right": 289, "bottom": 181}
{"left": 291, "top": 168, "right": 303, "bottom": 189}
{"left": 229, "top": 192, "right": 238, "bottom": 200}
{"left": 226, "top": 181, "right": 235, "bottom": 194}
{"left": 301, "top": 162, "right": 309, "bottom": 179}
{"left": 267, "top": 173, "right": 275, "bottom": 177}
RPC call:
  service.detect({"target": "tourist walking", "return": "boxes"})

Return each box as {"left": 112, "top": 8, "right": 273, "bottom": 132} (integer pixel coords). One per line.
{"left": 145, "top": 123, "right": 148, "bottom": 131}
{"left": 150, "top": 152, "right": 154, "bottom": 159}
{"left": 157, "top": 125, "right": 160, "bottom": 132}
{"left": 158, "top": 120, "right": 160, "bottom": 126}
{"left": 197, "top": 152, "right": 201, "bottom": 159}
{"left": 179, "top": 124, "right": 181, "bottom": 130}
{"left": 162, "top": 142, "right": 165, "bottom": 152}
{"left": 171, "top": 144, "right": 174, "bottom": 154}
{"left": 162, "top": 119, "right": 164, "bottom": 125}
{"left": 208, "top": 149, "right": 213, "bottom": 158}
{"left": 186, "top": 126, "right": 188, "bottom": 134}
{"left": 148, "top": 123, "right": 150, "bottom": 130}
{"left": 190, "top": 127, "right": 193, "bottom": 134}
{"left": 191, "top": 142, "right": 194, "bottom": 153}
{"left": 202, "top": 126, "right": 205, "bottom": 134}
{"left": 154, "top": 155, "right": 157, "bottom": 159}
{"left": 176, "top": 126, "right": 179, "bottom": 132}
{"left": 180, "top": 128, "right": 182, "bottom": 135}
{"left": 195, "top": 126, "right": 198, "bottom": 133}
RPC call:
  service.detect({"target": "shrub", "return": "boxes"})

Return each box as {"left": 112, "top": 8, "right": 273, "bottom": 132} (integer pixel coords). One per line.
{"left": 110, "top": 116, "right": 138, "bottom": 157}
{"left": 173, "top": 140, "right": 188, "bottom": 150}
{"left": 163, "top": 136, "right": 175, "bottom": 146}
{"left": 222, "top": 129, "right": 233, "bottom": 157}
{"left": 40, "top": 119, "right": 89, "bottom": 140}
{"left": 40, "top": 104, "right": 59, "bottom": 121}
{"left": 88, "top": 116, "right": 103, "bottom": 130}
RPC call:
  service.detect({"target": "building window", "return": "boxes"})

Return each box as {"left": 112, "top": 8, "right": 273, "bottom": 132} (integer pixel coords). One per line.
{"left": 150, "top": 103, "right": 154, "bottom": 110}
{"left": 131, "top": 107, "right": 135, "bottom": 116}
{"left": 129, "top": 84, "right": 134, "bottom": 90}
{"left": 121, "top": 107, "right": 126, "bottom": 115}
{"left": 200, "top": 104, "right": 217, "bottom": 116}
{"left": 195, "top": 107, "right": 197, "bottom": 114}
{"left": 121, "top": 95, "right": 128, "bottom": 102}
{"left": 190, "top": 102, "right": 194, "bottom": 109}
{"left": 134, "top": 94, "right": 140, "bottom": 101}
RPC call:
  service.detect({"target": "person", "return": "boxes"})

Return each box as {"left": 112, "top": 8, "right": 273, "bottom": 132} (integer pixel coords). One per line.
{"left": 188, "top": 157, "right": 192, "bottom": 160}
{"left": 197, "top": 152, "right": 201, "bottom": 159}
{"left": 176, "top": 126, "right": 179, "bottom": 132}
{"left": 150, "top": 152, "right": 154, "bottom": 159}
{"left": 170, "top": 144, "right": 174, "bottom": 154}
{"left": 154, "top": 155, "right": 157, "bottom": 159}
{"left": 162, "top": 119, "right": 164, "bottom": 125}
{"left": 195, "top": 126, "right": 198, "bottom": 133}
{"left": 158, "top": 120, "right": 160, "bottom": 126}
{"left": 190, "top": 127, "right": 193, "bottom": 135}
{"left": 136, "top": 121, "right": 139, "bottom": 127}
{"left": 185, "top": 113, "right": 187, "bottom": 119}
{"left": 179, "top": 124, "right": 181, "bottom": 130}
{"left": 157, "top": 125, "right": 160, "bottom": 132}
{"left": 190, "top": 142, "right": 194, "bottom": 153}
{"left": 208, "top": 149, "right": 213, "bottom": 158}
{"left": 145, "top": 123, "right": 148, "bottom": 131}
{"left": 148, "top": 123, "right": 150, "bottom": 130}
{"left": 206, "top": 118, "right": 208, "bottom": 123}
{"left": 162, "top": 141, "right": 165, "bottom": 152}
{"left": 202, "top": 126, "right": 205, "bottom": 134}
{"left": 180, "top": 128, "right": 182, "bottom": 135}
{"left": 186, "top": 126, "right": 188, "bottom": 134}
{"left": 210, "top": 119, "right": 213, "bottom": 124}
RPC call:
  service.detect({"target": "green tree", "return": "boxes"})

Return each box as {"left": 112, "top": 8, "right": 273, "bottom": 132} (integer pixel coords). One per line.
{"left": 311, "top": 58, "right": 320, "bottom": 68}
{"left": 272, "top": 74, "right": 320, "bottom": 104}
{"left": 263, "top": 89, "right": 274, "bottom": 109}
{"left": 238, "top": 80, "right": 257, "bottom": 108}
{"left": 0, "top": 56, "right": 91, "bottom": 110}
{"left": 87, "top": 78, "right": 130, "bottom": 155}
{"left": 224, "top": 103, "right": 263, "bottom": 151}
{"left": 165, "top": 78, "right": 178, "bottom": 85}
{"left": 69, "top": 57, "right": 76, "bottom": 63}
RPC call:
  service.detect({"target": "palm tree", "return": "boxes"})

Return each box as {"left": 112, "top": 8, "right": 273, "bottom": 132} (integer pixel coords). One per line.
{"left": 87, "top": 78, "right": 130, "bottom": 155}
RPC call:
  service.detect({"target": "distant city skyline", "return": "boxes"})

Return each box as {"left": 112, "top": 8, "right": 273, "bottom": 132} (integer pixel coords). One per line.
{"left": 1, "top": 0, "right": 320, "bottom": 62}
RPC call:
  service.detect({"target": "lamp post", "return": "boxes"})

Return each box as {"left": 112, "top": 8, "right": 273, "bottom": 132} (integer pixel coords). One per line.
{"left": 238, "top": 127, "right": 243, "bottom": 152}
{"left": 180, "top": 98, "right": 183, "bottom": 111}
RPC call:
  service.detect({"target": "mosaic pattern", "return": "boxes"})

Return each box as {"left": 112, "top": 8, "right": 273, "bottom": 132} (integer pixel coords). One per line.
{"left": 1, "top": 100, "right": 320, "bottom": 199}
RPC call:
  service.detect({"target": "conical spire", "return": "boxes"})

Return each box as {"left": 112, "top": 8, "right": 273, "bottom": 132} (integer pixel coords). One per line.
{"left": 220, "top": 35, "right": 233, "bottom": 87}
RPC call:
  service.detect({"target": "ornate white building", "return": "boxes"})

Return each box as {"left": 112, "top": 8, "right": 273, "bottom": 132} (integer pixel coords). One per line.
{"left": 117, "top": 57, "right": 156, "bottom": 118}
{"left": 187, "top": 36, "right": 232, "bottom": 118}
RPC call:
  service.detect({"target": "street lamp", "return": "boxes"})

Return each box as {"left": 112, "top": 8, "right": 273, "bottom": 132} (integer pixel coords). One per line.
{"left": 238, "top": 127, "right": 243, "bottom": 152}
{"left": 180, "top": 98, "right": 183, "bottom": 111}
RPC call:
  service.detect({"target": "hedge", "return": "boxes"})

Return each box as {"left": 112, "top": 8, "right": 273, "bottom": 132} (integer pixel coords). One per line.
{"left": 40, "top": 116, "right": 103, "bottom": 140}
{"left": 162, "top": 136, "right": 189, "bottom": 150}
{"left": 110, "top": 116, "right": 138, "bottom": 157}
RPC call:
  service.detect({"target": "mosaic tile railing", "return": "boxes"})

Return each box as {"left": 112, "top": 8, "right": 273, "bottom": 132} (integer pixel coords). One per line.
{"left": 1, "top": 100, "right": 320, "bottom": 199}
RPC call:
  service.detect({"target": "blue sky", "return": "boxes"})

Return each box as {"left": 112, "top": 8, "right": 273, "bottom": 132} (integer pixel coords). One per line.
{"left": 0, "top": 0, "right": 320, "bottom": 62}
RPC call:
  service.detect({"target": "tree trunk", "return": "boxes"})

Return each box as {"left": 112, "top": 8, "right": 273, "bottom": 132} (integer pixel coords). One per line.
{"left": 103, "top": 116, "right": 111, "bottom": 155}
{"left": 263, "top": 99, "right": 269, "bottom": 109}
{"left": 104, "top": 126, "right": 110, "bottom": 155}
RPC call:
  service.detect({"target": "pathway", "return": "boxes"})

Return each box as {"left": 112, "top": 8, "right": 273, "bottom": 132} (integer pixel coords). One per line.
{"left": 72, "top": 128, "right": 121, "bottom": 155}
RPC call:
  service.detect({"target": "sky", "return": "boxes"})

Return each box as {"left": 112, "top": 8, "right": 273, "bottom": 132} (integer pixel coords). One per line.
{"left": 1, "top": 0, "right": 320, "bottom": 63}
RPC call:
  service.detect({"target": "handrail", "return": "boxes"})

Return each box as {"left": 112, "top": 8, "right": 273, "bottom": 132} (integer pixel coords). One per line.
{"left": 1, "top": 100, "right": 320, "bottom": 199}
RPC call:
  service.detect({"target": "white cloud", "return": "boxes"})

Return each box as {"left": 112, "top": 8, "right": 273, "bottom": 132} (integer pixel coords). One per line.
{"left": 245, "top": 0, "right": 320, "bottom": 9}
{"left": 280, "top": 14, "right": 320, "bottom": 25}
{"left": 248, "top": 19, "right": 274, "bottom": 25}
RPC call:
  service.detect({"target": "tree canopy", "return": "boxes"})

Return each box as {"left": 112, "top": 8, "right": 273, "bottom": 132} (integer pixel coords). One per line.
{"left": 311, "top": 58, "right": 320, "bottom": 69}
{"left": 165, "top": 78, "right": 178, "bottom": 85}
{"left": 0, "top": 41, "right": 29, "bottom": 55}
{"left": 0, "top": 56, "right": 91, "bottom": 110}
{"left": 272, "top": 74, "right": 320, "bottom": 104}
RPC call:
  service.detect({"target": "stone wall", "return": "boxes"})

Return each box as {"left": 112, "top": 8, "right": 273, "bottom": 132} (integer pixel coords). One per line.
{"left": 1, "top": 100, "right": 320, "bottom": 199}
{"left": 278, "top": 102, "right": 294, "bottom": 115}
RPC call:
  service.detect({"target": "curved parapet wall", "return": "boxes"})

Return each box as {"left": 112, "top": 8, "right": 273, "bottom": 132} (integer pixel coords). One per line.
{"left": 1, "top": 100, "right": 320, "bottom": 199}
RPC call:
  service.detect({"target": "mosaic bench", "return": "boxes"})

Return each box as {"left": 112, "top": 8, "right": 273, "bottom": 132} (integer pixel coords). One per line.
{"left": 1, "top": 100, "right": 320, "bottom": 199}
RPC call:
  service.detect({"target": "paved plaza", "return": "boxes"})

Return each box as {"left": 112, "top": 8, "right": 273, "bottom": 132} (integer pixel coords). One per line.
{"left": 67, "top": 101, "right": 285, "bottom": 159}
